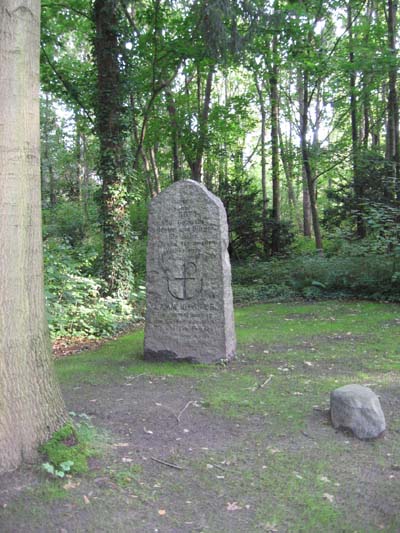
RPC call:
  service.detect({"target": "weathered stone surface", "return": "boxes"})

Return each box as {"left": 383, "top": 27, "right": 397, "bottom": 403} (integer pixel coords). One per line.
{"left": 144, "top": 180, "right": 236, "bottom": 363}
{"left": 330, "top": 384, "right": 386, "bottom": 439}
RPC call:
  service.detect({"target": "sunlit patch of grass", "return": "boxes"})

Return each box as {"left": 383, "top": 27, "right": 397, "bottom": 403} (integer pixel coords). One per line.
{"left": 56, "top": 329, "right": 214, "bottom": 384}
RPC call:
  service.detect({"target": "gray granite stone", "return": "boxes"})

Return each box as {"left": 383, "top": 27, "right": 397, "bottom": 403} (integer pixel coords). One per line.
{"left": 330, "top": 384, "right": 386, "bottom": 439}
{"left": 144, "top": 180, "right": 236, "bottom": 363}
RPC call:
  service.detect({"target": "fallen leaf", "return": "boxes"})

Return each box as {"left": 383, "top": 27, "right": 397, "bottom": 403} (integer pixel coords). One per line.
{"left": 226, "top": 501, "right": 242, "bottom": 511}
{"left": 63, "top": 480, "right": 80, "bottom": 490}
{"left": 319, "top": 476, "right": 330, "bottom": 483}
{"left": 158, "top": 509, "right": 166, "bottom": 516}
{"left": 83, "top": 495, "right": 90, "bottom": 505}
{"left": 267, "top": 447, "right": 281, "bottom": 454}
{"left": 264, "top": 523, "right": 278, "bottom": 532}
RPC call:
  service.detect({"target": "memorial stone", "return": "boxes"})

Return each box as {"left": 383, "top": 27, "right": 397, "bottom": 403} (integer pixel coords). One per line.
{"left": 144, "top": 180, "right": 236, "bottom": 363}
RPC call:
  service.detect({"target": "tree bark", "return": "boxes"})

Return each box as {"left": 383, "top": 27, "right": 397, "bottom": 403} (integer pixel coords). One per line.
{"left": 269, "top": 32, "right": 280, "bottom": 255}
{"left": 165, "top": 89, "right": 181, "bottom": 182}
{"left": 297, "top": 70, "right": 312, "bottom": 238}
{"left": 278, "top": 122, "right": 302, "bottom": 231}
{"left": 254, "top": 75, "right": 269, "bottom": 256}
{"left": 0, "top": 0, "right": 66, "bottom": 473}
{"left": 189, "top": 64, "right": 214, "bottom": 182}
{"left": 299, "top": 70, "right": 323, "bottom": 252}
{"left": 387, "top": 0, "right": 400, "bottom": 200}
{"left": 94, "top": 0, "right": 132, "bottom": 296}
{"left": 43, "top": 93, "right": 57, "bottom": 207}
{"left": 348, "top": 4, "right": 366, "bottom": 238}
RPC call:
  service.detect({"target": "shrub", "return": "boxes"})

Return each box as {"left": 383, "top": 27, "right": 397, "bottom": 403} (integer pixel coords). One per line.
{"left": 44, "top": 238, "right": 145, "bottom": 338}
{"left": 232, "top": 254, "right": 400, "bottom": 304}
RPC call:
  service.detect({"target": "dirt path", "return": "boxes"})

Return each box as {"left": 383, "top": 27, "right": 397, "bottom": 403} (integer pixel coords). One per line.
{"left": 1, "top": 301, "right": 400, "bottom": 532}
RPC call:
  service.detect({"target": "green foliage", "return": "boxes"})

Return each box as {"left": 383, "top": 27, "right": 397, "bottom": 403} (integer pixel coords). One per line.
{"left": 219, "top": 175, "right": 263, "bottom": 260}
{"left": 233, "top": 254, "right": 400, "bottom": 304}
{"left": 42, "top": 460, "right": 74, "bottom": 478}
{"left": 44, "top": 238, "right": 145, "bottom": 338}
{"left": 43, "top": 200, "right": 100, "bottom": 247}
{"left": 40, "top": 423, "right": 90, "bottom": 475}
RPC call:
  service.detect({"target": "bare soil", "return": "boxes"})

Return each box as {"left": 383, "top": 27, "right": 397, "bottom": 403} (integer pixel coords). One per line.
{"left": 1, "top": 301, "right": 400, "bottom": 532}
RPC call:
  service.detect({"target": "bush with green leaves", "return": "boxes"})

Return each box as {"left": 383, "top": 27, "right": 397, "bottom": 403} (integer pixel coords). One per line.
{"left": 44, "top": 238, "right": 145, "bottom": 338}
{"left": 232, "top": 254, "right": 400, "bottom": 304}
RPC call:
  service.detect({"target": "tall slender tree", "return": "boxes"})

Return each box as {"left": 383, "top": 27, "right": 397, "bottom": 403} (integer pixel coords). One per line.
{"left": 94, "top": 0, "right": 132, "bottom": 295}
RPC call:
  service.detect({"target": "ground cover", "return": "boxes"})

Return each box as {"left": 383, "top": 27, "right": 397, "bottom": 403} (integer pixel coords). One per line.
{"left": 1, "top": 300, "right": 399, "bottom": 532}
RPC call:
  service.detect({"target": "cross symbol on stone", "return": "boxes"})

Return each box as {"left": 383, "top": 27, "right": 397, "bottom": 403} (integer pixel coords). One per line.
{"left": 173, "top": 262, "right": 197, "bottom": 300}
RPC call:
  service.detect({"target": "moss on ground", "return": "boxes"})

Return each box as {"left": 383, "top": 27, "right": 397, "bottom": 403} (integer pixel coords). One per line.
{"left": 39, "top": 421, "right": 107, "bottom": 475}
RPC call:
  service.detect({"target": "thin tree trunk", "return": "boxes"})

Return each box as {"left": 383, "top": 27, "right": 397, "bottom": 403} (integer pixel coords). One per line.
{"left": 149, "top": 146, "right": 161, "bottom": 194}
{"left": 299, "top": 70, "right": 323, "bottom": 252}
{"left": 0, "top": 0, "right": 66, "bottom": 473}
{"left": 140, "top": 148, "right": 155, "bottom": 198}
{"left": 43, "top": 93, "right": 57, "bottom": 207}
{"left": 254, "top": 75, "right": 268, "bottom": 255}
{"left": 297, "top": 71, "right": 312, "bottom": 238}
{"left": 270, "top": 32, "right": 280, "bottom": 255}
{"left": 165, "top": 89, "right": 181, "bottom": 182}
{"left": 278, "top": 122, "right": 302, "bottom": 231}
{"left": 387, "top": 0, "right": 400, "bottom": 200}
{"left": 191, "top": 65, "right": 214, "bottom": 182}
{"left": 348, "top": 4, "right": 366, "bottom": 238}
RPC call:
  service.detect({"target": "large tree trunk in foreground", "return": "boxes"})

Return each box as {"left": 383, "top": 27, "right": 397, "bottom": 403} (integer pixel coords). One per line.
{"left": 0, "top": 0, "right": 66, "bottom": 474}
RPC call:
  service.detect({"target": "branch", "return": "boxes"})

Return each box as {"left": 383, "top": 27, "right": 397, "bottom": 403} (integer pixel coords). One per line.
{"left": 119, "top": 0, "right": 140, "bottom": 36}
{"left": 133, "top": 66, "right": 181, "bottom": 167}
{"left": 41, "top": 46, "right": 95, "bottom": 127}
{"left": 42, "top": 3, "right": 91, "bottom": 20}
{"left": 313, "top": 153, "right": 352, "bottom": 182}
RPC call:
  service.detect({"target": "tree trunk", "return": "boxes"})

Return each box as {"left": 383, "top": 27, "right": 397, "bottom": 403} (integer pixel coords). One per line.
{"left": 387, "top": 0, "right": 400, "bottom": 200}
{"left": 348, "top": 4, "right": 366, "bottom": 238}
{"left": 269, "top": 32, "right": 280, "bottom": 255}
{"left": 149, "top": 146, "right": 161, "bottom": 194}
{"left": 165, "top": 89, "right": 181, "bottom": 182}
{"left": 254, "top": 75, "right": 268, "bottom": 256}
{"left": 94, "top": 0, "right": 132, "bottom": 296}
{"left": 278, "top": 122, "right": 302, "bottom": 232}
{"left": 0, "top": 0, "right": 66, "bottom": 473}
{"left": 190, "top": 65, "right": 214, "bottom": 182}
{"left": 43, "top": 93, "right": 57, "bottom": 207}
{"left": 299, "top": 70, "right": 323, "bottom": 252}
{"left": 297, "top": 70, "right": 312, "bottom": 238}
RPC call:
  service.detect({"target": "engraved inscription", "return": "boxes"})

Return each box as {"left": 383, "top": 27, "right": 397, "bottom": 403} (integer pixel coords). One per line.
{"left": 164, "top": 260, "right": 203, "bottom": 300}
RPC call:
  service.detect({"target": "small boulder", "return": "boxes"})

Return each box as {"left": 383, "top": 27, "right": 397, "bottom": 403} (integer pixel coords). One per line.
{"left": 330, "top": 384, "right": 386, "bottom": 440}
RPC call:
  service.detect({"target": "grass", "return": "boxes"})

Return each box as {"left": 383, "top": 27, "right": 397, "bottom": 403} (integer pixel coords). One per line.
{"left": 2, "top": 300, "right": 399, "bottom": 532}
{"left": 56, "top": 329, "right": 212, "bottom": 384}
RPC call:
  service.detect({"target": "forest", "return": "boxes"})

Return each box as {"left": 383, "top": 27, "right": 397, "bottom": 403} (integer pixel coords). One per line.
{"left": 39, "top": 0, "right": 400, "bottom": 339}
{"left": 2, "top": 2, "right": 400, "bottom": 528}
